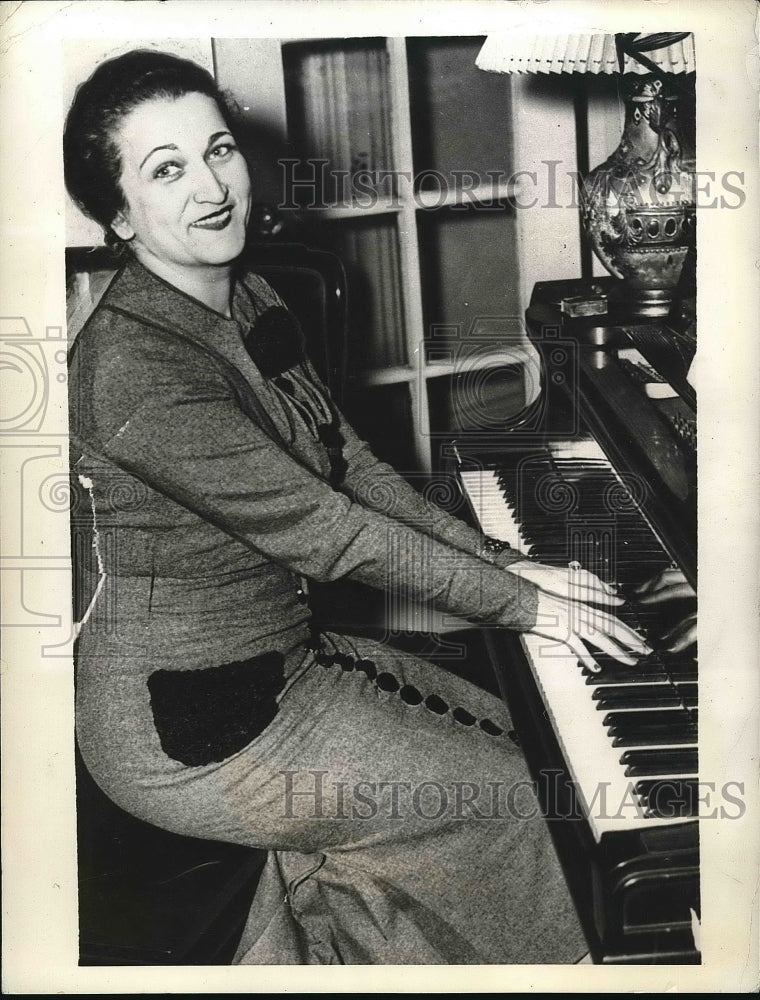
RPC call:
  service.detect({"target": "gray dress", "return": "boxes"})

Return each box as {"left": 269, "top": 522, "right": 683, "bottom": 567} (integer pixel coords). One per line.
{"left": 69, "top": 256, "right": 586, "bottom": 964}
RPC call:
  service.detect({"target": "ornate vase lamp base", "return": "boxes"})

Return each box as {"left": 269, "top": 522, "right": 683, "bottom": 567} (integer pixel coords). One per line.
{"left": 581, "top": 72, "right": 696, "bottom": 319}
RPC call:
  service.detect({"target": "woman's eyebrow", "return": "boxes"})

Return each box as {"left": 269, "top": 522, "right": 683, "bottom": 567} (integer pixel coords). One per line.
{"left": 205, "top": 130, "right": 234, "bottom": 151}
{"left": 139, "top": 143, "right": 178, "bottom": 169}
{"left": 139, "top": 131, "right": 233, "bottom": 170}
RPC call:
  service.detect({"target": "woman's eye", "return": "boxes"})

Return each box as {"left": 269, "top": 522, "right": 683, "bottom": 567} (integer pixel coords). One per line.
{"left": 153, "top": 162, "right": 182, "bottom": 180}
{"left": 209, "top": 143, "right": 236, "bottom": 160}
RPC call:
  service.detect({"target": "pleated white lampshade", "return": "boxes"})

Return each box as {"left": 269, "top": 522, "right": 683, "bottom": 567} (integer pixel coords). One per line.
{"left": 476, "top": 32, "right": 695, "bottom": 76}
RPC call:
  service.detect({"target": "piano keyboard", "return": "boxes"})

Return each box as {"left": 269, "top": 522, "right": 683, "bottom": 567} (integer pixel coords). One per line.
{"left": 459, "top": 440, "right": 698, "bottom": 842}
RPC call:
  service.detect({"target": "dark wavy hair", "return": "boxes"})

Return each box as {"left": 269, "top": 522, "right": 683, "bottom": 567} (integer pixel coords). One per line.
{"left": 63, "top": 49, "right": 238, "bottom": 248}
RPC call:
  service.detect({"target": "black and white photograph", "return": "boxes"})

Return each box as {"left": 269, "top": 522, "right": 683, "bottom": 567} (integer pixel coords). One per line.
{"left": 1, "top": 0, "right": 758, "bottom": 993}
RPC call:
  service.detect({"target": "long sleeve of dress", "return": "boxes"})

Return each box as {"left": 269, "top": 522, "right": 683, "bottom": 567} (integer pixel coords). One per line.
{"left": 80, "top": 319, "right": 538, "bottom": 632}
{"left": 301, "top": 360, "right": 526, "bottom": 571}
{"left": 340, "top": 408, "right": 523, "bottom": 566}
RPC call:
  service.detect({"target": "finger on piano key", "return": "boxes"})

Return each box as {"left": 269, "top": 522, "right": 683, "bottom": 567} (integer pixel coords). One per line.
{"left": 531, "top": 596, "right": 644, "bottom": 671}
{"left": 660, "top": 612, "right": 698, "bottom": 653}
{"left": 635, "top": 567, "right": 695, "bottom": 604}
{"left": 568, "top": 565, "right": 624, "bottom": 606}
{"left": 575, "top": 604, "right": 652, "bottom": 661}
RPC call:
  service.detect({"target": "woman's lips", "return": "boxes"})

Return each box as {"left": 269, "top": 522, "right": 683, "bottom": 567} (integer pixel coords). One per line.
{"left": 191, "top": 206, "right": 233, "bottom": 231}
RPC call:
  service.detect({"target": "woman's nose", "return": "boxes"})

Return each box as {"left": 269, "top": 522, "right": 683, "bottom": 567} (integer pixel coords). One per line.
{"left": 191, "top": 161, "right": 228, "bottom": 203}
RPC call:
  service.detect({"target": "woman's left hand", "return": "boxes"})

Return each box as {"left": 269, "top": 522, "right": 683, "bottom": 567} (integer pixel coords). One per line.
{"left": 659, "top": 612, "right": 697, "bottom": 653}
{"left": 634, "top": 567, "right": 695, "bottom": 605}
{"left": 633, "top": 568, "right": 697, "bottom": 652}
{"left": 506, "top": 558, "right": 623, "bottom": 607}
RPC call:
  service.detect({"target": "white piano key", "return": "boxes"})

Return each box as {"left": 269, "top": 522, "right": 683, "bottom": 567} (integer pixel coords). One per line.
{"left": 458, "top": 468, "right": 533, "bottom": 555}
{"left": 521, "top": 634, "right": 697, "bottom": 839}
{"left": 458, "top": 449, "right": 698, "bottom": 840}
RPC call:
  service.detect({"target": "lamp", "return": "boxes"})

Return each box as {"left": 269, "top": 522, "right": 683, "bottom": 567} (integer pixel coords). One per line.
{"left": 477, "top": 32, "right": 696, "bottom": 318}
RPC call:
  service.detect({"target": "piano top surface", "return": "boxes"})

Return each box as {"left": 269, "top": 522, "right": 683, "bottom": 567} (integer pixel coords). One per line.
{"left": 524, "top": 279, "right": 697, "bottom": 590}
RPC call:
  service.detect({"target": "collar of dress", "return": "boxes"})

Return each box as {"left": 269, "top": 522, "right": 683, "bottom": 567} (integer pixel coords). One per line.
{"left": 100, "top": 254, "right": 261, "bottom": 362}
{"left": 97, "top": 254, "right": 324, "bottom": 457}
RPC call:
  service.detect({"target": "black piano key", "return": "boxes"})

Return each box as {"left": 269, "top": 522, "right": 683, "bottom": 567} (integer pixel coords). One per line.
{"left": 606, "top": 708, "right": 698, "bottom": 747}
{"left": 593, "top": 684, "right": 683, "bottom": 709}
{"left": 661, "top": 658, "right": 698, "bottom": 680}
{"left": 635, "top": 779, "right": 700, "bottom": 819}
{"left": 599, "top": 650, "right": 697, "bottom": 679}
{"left": 583, "top": 652, "right": 670, "bottom": 684}
{"left": 603, "top": 708, "right": 696, "bottom": 729}
{"left": 621, "top": 748, "right": 698, "bottom": 777}
{"left": 612, "top": 727, "right": 698, "bottom": 748}
{"left": 593, "top": 681, "right": 698, "bottom": 710}
{"left": 674, "top": 682, "right": 698, "bottom": 708}
{"left": 585, "top": 666, "right": 669, "bottom": 686}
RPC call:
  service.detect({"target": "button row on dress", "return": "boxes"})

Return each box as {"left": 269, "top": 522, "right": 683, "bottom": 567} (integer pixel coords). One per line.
{"left": 309, "top": 640, "right": 515, "bottom": 741}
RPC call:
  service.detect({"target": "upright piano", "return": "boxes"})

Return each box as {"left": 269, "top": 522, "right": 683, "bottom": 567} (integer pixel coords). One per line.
{"left": 455, "top": 278, "right": 699, "bottom": 964}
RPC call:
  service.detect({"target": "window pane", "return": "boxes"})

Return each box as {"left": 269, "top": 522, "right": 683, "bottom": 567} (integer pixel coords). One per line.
{"left": 407, "top": 37, "right": 512, "bottom": 192}
{"left": 283, "top": 38, "right": 395, "bottom": 207}
{"left": 417, "top": 204, "right": 522, "bottom": 359}
{"left": 301, "top": 215, "right": 407, "bottom": 370}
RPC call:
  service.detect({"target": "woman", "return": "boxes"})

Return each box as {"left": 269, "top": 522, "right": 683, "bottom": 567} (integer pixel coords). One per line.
{"left": 65, "top": 49, "right": 649, "bottom": 965}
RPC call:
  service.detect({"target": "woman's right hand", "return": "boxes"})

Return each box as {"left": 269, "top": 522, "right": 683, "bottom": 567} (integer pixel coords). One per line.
{"left": 526, "top": 591, "right": 652, "bottom": 673}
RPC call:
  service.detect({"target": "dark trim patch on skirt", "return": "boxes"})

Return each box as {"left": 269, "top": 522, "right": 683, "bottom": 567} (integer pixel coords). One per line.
{"left": 147, "top": 651, "right": 286, "bottom": 767}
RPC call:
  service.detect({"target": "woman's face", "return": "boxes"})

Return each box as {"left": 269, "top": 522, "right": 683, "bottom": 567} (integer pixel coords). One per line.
{"left": 110, "top": 91, "right": 252, "bottom": 274}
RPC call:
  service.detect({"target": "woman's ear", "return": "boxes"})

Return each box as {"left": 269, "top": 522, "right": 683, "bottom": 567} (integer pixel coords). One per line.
{"left": 110, "top": 210, "right": 135, "bottom": 242}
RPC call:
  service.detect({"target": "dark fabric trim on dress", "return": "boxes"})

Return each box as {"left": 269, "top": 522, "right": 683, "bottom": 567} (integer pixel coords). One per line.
{"left": 147, "top": 651, "right": 286, "bottom": 767}
{"left": 242, "top": 307, "right": 348, "bottom": 488}
{"left": 242, "top": 305, "right": 307, "bottom": 379}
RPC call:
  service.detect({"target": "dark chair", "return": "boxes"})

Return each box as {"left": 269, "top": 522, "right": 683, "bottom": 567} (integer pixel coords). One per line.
{"left": 243, "top": 241, "right": 348, "bottom": 406}
{"left": 75, "top": 745, "right": 265, "bottom": 966}
{"left": 67, "top": 241, "right": 348, "bottom": 965}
